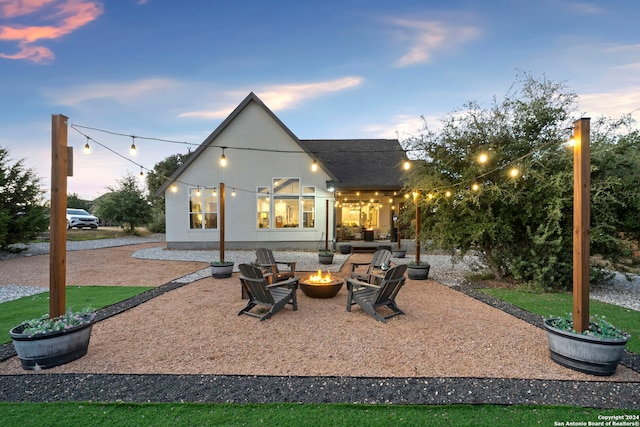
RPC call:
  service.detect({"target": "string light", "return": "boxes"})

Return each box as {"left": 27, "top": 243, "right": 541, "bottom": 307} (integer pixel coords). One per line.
{"left": 472, "top": 183, "right": 480, "bottom": 191}
{"left": 231, "top": 188, "right": 236, "bottom": 196}
{"left": 311, "top": 159, "right": 318, "bottom": 172}
{"left": 478, "top": 153, "right": 488, "bottom": 164}
{"left": 403, "top": 160, "right": 410, "bottom": 170}
{"left": 220, "top": 147, "right": 227, "bottom": 167}
{"left": 83, "top": 137, "right": 91, "bottom": 154}
{"left": 509, "top": 167, "right": 520, "bottom": 178}
{"left": 170, "top": 184, "right": 178, "bottom": 193}
{"left": 139, "top": 167, "right": 144, "bottom": 178}
{"left": 130, "top": 136, "right": 137, "bottom": 156}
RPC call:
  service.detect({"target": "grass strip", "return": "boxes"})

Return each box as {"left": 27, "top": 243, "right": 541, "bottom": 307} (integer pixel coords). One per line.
{"left": 480, "top": 288, "right": 639, "bottom": 354}
{"left": 0, "top": 286, "right": 153, "bottom": 344}
{"left": 1, "top": 402, "right": 638, "bottom": 427}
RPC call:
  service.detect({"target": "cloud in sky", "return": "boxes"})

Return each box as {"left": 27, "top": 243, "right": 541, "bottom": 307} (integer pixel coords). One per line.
{"left": 44, "top": 77, "right": 183, "bottom": 106}
{"left": 179, "top": 76, "right": 364, "bottom": 119}
{"left": 389, "top": 17, "right": 480, "bottom": 67}
{"left": 0, "top": 0, "right": 103, "bottom": 63}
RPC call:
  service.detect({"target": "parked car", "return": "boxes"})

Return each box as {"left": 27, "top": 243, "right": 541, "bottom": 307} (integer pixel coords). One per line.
{"left": 66, "top": 208, "right": 99, "bottom": 229}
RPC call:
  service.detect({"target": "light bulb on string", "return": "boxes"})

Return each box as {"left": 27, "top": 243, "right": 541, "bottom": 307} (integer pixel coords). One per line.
{"left": 170, "top": 184, "right": 178, "bottom": 193}
{"left": 478, "top": 152, "right": 488, "bottom": 164}
{"left": 472, "top": 183, "right": 480, "bottom": 191}
{"left": 403, "top": 160, "right": 410, "bottom": 170}
{"left": 220, "top": 147, "right": 227, "bottom": 167}
{"left": 231, "top": 188, "right": 236, "bottom": 197}
{"left": 509, "top": 167, "right": 520, "bottom": 178}
{"left": 139, "top": 167, "right": 144, "bottom": 178}
{"left": 130, "top": 136, "right": 137, "bottom": 156}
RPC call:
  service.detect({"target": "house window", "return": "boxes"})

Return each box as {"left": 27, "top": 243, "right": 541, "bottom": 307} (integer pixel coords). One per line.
{"left": 257, "top": 186, "right": 270, "bottom": 229}
{"left": 302, "top": 186, "right": 315, "bottom": 228}
{"left": 273, "top": 178, "right": 299, "bottom": 228}
{"left": 189, "top": 187, "right": 218, "bottom": 229}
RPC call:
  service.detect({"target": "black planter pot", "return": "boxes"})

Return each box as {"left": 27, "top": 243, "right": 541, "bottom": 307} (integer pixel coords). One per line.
{"left": 210, "top": 262, "right": 234, "bottom": 278}
{"left": 318, "top": 254, "right": 334, "bottom": 265}
{"left": 407, "top": 264, "right": 430, "bottom": 280}
{"left": 392, "top": 249, "right": 406, "bottom": 258}
{"left": 543, "top": 318, "right": 629, "bottom": 376}
{"left": 10, "top": 317, "right": 94, "bottom": 370}
{"left": 339, "top": 244, "right": 352, "bottom": 254}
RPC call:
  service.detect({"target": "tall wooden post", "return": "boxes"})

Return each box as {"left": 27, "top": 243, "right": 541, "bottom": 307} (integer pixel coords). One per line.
{"left": 415, "top": 194, "right": 421, "bottom": 264}
{"left": 220, "top": 182, "right": 225, "bottom": 262}
{"left": 50, "top": 114, "right": 68, "bottom": 318}
{"left": 573, "top": 118, "right": 591, "bottom": 332}
{"left": 325, "top": 199, "right": 329, "bottom": 251}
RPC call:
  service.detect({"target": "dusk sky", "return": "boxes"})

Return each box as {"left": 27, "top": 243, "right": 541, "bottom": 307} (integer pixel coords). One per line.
{"left": 1, "top": 0, "right": 639, "bottom": 200}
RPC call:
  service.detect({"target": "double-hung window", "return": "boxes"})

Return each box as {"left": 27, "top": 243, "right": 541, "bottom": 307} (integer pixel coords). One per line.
{"left": 189, "top": 187, "right": 218, "bottom": 229}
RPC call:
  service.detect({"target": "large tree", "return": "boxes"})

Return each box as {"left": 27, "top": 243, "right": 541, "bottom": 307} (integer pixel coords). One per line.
{"left": 95, "top": 173, "right": 151, "bottom": 234}
{"left": 0, "top": 146, "right": 48, "bottom": 249}
{"left": 145, "top": 150, "right": 192, "bottom": 233}
{"left": 401, "top": 74, "right": 640, "bottom": 290}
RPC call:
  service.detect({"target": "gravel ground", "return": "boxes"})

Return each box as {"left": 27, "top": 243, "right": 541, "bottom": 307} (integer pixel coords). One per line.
{"left": 1, "top": 237, "right": 639, "bottom": 409}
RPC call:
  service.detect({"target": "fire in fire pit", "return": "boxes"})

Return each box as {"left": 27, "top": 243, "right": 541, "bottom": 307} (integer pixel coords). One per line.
{"left": 299, "top": 270, "right": 344, "bottom": 298}
{"left": 308, "top": 270, "right": 333, "bottom": 284}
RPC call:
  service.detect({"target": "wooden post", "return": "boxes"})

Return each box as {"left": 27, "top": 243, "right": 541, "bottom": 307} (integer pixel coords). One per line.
{"left": 325, "top": 199, "right": 329, "bottom": 251}
{"left": 220, "top": 182, "right": 225, "bottom": 262}
{"left": 415, "top": 195, "right": 421, "bottom": 264}
{"left": 50, "top": 114, "right": 68, "bottom": 318}
{"left": 573, "top": 118, "right": 591, "bottom": 332}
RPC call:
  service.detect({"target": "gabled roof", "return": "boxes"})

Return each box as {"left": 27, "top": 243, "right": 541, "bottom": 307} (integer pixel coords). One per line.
{"left": 155, "top": 93, "right": 409, "bottom": 195}
{"left": 156, "top": 92, "right": 332, "bottom": 195}
{"left": 299, "top": 139, "right": 408, "bottom": 190}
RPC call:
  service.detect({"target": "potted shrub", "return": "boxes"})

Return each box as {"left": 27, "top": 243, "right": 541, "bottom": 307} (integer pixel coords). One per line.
{"left": 406, "top": 260, "right": 430, "bottom": 280}
{"left": 543, "top": 314, "right": 630, "bottom": 376}
{"left": 318, "top": 250, "right": 334, "bottom": 265}
{"left": 210, "top": 260, "right": 234, "bottom": 278}
{"left": 10, "top": 307, "right": 96, "bottom": 370}
{"left": 392, "top": 248, "right": 406, "bottom": 258}
{"left": 339, "top": 244, "right": 352, "bottom": 254}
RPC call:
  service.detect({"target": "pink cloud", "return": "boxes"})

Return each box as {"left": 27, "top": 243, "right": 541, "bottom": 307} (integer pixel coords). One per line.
{"left": 0, "top": 0, "right": 103, "bottom": 63}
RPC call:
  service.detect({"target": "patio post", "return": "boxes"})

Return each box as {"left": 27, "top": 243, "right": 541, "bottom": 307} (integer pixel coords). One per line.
{"left": 220, "top": 182, "right": 225, "bottom": 262}
{"left": 50, "top": 114, "right": 69, "bottom": 318}
{"left": 573, "top": 118, "right": 590, "bottom": 332}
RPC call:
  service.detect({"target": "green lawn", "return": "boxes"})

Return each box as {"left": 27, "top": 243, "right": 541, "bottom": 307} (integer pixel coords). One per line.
{"left": 1, "top": 402, "right": 638, "bottom": 427}
{"left": 0, "top": 286, "right": 152, "bottom": 344}
{"left": 480, "top": 288, "right": 640, "bottom": 354}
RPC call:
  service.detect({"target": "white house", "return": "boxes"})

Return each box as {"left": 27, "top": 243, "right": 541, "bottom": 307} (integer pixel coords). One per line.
{"left": 156, "top": 92, "right": 410, "bottom": 250}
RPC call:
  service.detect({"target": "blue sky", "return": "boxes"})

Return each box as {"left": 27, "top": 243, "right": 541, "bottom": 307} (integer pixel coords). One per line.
{"left": 1, "top": 0, "right": 639, "bottom": 200}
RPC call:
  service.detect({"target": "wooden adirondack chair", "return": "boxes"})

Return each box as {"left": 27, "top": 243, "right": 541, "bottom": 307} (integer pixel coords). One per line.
{"left": 238, "top": 263, "right": 299, "bottom": 321}
{"left": 350, "top": 249, "right": 393, "bottom": 283}
{"left": 345, "top": 264, "right": 407, "bottom": 323}
{"left": 255, "top": 248, "right": 296, "bottom": 283}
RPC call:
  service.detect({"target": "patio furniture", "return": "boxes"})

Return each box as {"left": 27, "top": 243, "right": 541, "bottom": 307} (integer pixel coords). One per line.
{"left": 350, "top": 249, "right": 393, "bottom": 283}
{"left": 255, "top": 248, "right": 297, "bottom": 283}
{"left": 238, "top": 263, "right": 299, "bottom": 321}
{"left": 345, "top": 264, "right": 407, "bottom": 323}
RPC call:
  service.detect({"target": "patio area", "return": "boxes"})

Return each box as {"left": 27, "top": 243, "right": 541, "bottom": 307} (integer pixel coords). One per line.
{"left": 0, "top": 242, "right": 639, "bottom": 407}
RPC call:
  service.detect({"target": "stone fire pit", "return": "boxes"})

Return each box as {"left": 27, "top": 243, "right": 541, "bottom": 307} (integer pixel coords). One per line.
{"left": 299, "top": 270, "right": 344, "bottom": 298}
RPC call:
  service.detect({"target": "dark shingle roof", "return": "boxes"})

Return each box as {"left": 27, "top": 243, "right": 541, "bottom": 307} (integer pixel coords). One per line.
{"left": 300, "top": 139, "right": 408, "bottom": 190}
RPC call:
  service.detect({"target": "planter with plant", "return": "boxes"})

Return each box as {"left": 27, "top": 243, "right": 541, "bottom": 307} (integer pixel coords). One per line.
{"left": 392, "top": 248, "right": 406, "bottom": 258}
{"left": 406, "top": 260, "right": 430, "bottom": 280}
{"left": 210, "top": 260, "right": 235, "bottom": 278}
{"left": 318, "top": 250, "right": 334, "bottom": 265}
{"left": 543, "top": 314, "right": 629, "bottom": 376}
{"left": 10, "top": 307, "right": 96, "bottom": 370}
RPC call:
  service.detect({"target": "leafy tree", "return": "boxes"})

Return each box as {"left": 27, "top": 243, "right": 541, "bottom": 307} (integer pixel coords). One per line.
{"left": 95, "top": 173, "right": 151, "bottom": 234}
{"left": 0, "top": 146, "right": 48, "bottom": 249}
{"left": 145, "top": 150, "right": 192, "bottom": 233}
{"left": 67, "top": 193, "right": 90, "bottom": 211}
{"left": 401, "top": 74, "right": 640, "bottom": 290}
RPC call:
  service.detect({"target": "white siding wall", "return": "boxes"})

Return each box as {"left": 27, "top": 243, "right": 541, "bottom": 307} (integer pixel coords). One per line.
{"left": 165, "top": 101, "right": 334, "bottom": 249}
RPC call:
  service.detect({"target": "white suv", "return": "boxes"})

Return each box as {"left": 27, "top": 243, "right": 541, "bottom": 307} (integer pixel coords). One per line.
{"left": 66, "top": 208, "right": 99, "bottom": 229}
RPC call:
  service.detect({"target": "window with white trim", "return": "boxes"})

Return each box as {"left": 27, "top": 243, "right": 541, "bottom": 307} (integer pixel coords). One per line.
{"left": 189, "top": 187, "right": 218, "bottom": 229}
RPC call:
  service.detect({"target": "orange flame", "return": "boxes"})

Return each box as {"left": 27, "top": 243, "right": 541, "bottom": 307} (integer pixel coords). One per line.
{"left": 308, "top": 269, "right": 332, "bottom": 283}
